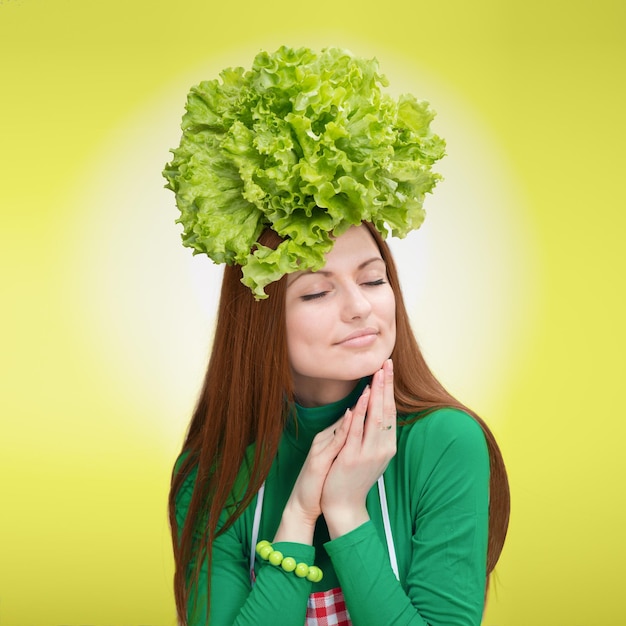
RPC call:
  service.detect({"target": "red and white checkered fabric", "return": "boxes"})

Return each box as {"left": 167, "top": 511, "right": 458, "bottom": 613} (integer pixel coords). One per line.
{"left": 305, "top": 587, "right": 352, "bottom": 625}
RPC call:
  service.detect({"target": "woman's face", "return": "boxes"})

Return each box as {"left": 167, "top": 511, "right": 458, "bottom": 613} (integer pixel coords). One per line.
{"left": 285, "top": 225, "right": 396, "bottom": 407}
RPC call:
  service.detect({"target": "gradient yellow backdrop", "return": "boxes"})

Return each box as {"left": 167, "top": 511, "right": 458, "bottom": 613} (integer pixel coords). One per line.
{"left": 1, "top": 1, "right": 625, "bottom": 625}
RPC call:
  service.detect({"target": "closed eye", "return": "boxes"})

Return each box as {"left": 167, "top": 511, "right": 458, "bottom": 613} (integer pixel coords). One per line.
{"left": 301, "top": 291, "right": 329, "bottom": 301}
{"left": 363, "top": 279, "right": 386, "bottom": 287}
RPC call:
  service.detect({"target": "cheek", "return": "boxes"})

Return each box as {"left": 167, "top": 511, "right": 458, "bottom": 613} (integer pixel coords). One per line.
{"left": 379, "top": 290, "right": 396, "bottom": 324}
{"left": 285, "top": 309, "right": 316, "bottom": 361}
{"left": 381, "top": 293, "right": 397, "bottom": 344}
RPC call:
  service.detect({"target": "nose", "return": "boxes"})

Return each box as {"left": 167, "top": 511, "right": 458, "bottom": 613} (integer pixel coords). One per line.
{"left": 341, "top": 284, "right": 372, "bottom": 321}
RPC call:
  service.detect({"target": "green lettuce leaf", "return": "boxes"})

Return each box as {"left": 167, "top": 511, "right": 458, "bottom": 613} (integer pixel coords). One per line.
{"left": 163, "top": 46, "right": 445, "bottom": 298}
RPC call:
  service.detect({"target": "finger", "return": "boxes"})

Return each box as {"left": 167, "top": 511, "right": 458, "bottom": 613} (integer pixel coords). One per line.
{"left": 333, "top": 408, "right": 352, "bottom": 447}
{"left": 314, "top": 409, "right": 351, "bottom": 451}
{"left": 364, "top": 367, "right": 385, "bottom": 440}
{"left": 329, "top": 408, "right": 351, "bottom": 439}
{"left": 304, "top": 410, "right": 352, "bottom": 482}
{"left": 381, "top": 359, "right": 397, "bottom": 434}
{"left": 345, "top": 385, "right": 369, "bottom": 446}
{"left": 364, "top": 361, "right": 396, "bottom": 442}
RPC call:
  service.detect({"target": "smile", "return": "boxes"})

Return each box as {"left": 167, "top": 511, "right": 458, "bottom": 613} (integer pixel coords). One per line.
{"left": 335, "top": 329, "right": 379, "bottom": 348}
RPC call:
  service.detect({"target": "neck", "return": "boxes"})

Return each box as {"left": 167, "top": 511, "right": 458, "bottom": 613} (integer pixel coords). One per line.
{"left": 293, "top": 378, "right": 359, "bottom": 408}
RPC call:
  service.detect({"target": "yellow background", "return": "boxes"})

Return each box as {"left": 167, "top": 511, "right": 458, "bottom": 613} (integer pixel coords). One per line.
{"left": 1, "top": 0, "right": 625, "bottom": 624}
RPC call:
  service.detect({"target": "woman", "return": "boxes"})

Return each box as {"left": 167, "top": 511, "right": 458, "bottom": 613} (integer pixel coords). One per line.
{"left": 164, "top": 47, "right": 509, "bottom": 626}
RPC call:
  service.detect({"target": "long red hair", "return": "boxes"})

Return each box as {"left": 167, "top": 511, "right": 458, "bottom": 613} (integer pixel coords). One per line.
{"left": 168, "top": 224, "right": 510, "bottom": 623}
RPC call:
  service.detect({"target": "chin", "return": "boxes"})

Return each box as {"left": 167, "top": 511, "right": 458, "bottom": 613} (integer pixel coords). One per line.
{"left": 341, "top": 353, "right": 391, "bottom": 380}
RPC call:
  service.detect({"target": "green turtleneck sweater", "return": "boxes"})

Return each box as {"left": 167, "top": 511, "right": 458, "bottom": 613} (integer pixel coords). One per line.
{"left": 175, "top": 382, "right": 489, "bottom": 625}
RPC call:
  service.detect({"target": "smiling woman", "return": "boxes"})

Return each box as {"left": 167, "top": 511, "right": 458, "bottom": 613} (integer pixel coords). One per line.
{"left": 164, "top": 46, "right": 510, "bottom": 626}
{"left": 286, "top": 226, "right": 397, "bottom": 407}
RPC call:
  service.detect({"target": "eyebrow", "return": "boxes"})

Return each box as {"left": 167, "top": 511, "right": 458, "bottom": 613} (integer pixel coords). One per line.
{"left": 287, "top": 257, "right": 385, "bottom": 287}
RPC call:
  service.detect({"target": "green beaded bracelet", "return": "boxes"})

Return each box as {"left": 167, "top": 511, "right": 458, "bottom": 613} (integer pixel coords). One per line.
{"left": 255, "top": 541, "right": 323, "bottom": 583}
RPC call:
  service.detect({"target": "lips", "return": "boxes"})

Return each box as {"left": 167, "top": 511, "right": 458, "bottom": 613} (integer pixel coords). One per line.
{"left": 335, "top": 327, "right": 379, "bottom": 346}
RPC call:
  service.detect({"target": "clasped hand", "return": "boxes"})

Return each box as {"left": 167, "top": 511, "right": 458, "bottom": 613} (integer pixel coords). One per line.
{"left": 275, "top": 359, "right": 397, "bottom": 543}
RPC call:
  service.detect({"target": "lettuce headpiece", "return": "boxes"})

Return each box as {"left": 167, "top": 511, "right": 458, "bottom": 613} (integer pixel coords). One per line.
{"left": 163, "top": 46, "right": 445, "bottom": 298}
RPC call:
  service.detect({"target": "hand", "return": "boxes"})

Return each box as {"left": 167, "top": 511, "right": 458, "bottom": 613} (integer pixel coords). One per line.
{"left": 321, "top": 359, "right": 397, "bottom": 539}
{"left": 273, "top": 410, "right": 353, "bottom": 544}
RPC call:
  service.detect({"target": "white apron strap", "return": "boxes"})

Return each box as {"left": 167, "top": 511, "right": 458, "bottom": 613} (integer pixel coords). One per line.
{"left": 250, "top": 481, "right": 266, "bottom": 575}
{"left": 377, "top": 474, "right": 400, "bottom": 581}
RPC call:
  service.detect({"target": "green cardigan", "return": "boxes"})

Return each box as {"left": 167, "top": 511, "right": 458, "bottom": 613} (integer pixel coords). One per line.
{"left": 175, "top": 382, "right": 489, "bottom": 625}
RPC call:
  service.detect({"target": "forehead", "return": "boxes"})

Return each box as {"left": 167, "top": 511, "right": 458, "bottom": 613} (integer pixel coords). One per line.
{"left": 288, "top": 226, "right": 384, "bottom": 285}
{"left": 325, "top": 225, "right": 381, "bottom": 262}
